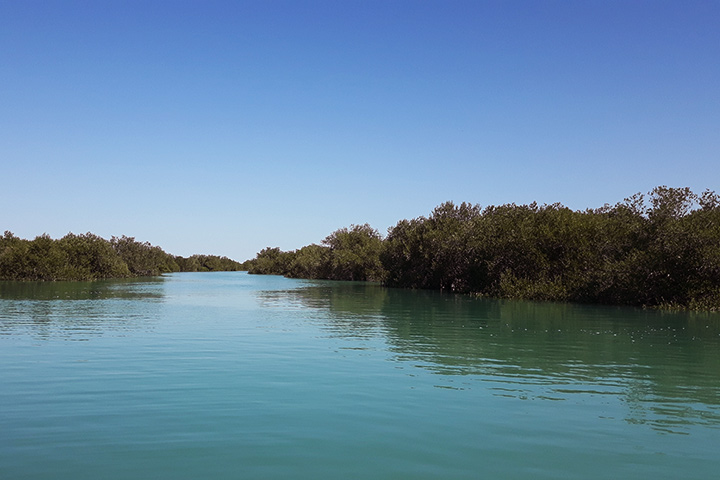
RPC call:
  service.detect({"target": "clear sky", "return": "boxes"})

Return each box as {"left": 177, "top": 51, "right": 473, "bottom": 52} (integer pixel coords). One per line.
{"left": 2, "top": 0, "right": 718, "bottom": 261}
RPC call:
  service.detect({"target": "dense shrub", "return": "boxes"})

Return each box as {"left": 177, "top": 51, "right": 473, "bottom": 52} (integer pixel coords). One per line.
{"left": 0, "top": 232, "right": 243, "bottom": 281}
{"left": 246, "top": 187, "right": 720, "bottom": 310}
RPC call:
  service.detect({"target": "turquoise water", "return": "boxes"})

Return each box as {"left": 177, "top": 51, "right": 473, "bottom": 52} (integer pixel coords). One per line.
{"left": 1, "top": 272, "right": 719, "bottom": 479}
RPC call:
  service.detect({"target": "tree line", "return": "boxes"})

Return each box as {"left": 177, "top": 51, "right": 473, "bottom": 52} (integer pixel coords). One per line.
{"left": 0, "top": 232, "right": 245, "bottom": 281}
{"left": 244, "top": 187, "right": 720, "bottom": 310}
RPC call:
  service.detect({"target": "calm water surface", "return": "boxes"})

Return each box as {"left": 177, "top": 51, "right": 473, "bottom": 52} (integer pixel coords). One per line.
{"left": 1, "top": 272, "right": 719, "bottom": 479}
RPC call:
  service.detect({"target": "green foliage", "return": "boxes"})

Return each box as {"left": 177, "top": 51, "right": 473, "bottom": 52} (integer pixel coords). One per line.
{"left": 383, "top": 187, "right": 720, "bottom": 309}
{"left": 111, "top": 236, "right": 179, "bottom": 276}
{"left": 322, "top": 224, "right": 384, "bottom": 281}
{"left": 182, "top": 254, "right": 244, "bottom": 272}
{"left": 246, "top": 224, "right": 385, "bottom": 282}
{"left": 287, "top": 244, "right": 331, "bottom": 279}
{"left": 382, "top": 202, "right": 484, "bottom": 291}
{"left": 0, "top": 232, "right": 130, "bottom": 281}
{"left": 246, "top": 247, "right": 296, "bottom": 275}
{"left": 0, "top": 232, "right": 243, "bottom": 281}
{"left": 247, "top": 186, "right": 720, "bottom": 310}
{"left": 59, "top": 233, "right": 131, "bottom": 279}
{"left": 173, "top": 255, "right": 201, "bottom": 272}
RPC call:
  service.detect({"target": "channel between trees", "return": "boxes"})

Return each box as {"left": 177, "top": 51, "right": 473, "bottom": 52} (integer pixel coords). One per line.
{"left": 3, "top": 187, "right": 718, "bottom": 310}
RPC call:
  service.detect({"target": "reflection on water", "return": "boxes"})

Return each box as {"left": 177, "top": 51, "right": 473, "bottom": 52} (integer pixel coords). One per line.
{"left": 3, "top": 273, "right": 720, "bottom": 479}
{"left": 256, "top": 281, "right": 720, "bottom": 435}
{"left": 0, "top": 277, "right": 165, "bottom": 301}
{"left": 0, "top": 278, "right": 165, "bottom": 340}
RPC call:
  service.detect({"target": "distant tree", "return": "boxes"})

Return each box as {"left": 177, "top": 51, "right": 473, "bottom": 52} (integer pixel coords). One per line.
{"left": 0, "top": 232, "right": 243, "bottom": 281}
{"left": 246, "top": 247, "right": 296, "bottom": 275}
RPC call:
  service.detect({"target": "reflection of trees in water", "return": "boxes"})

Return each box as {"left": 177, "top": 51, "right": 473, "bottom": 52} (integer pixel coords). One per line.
{"left": 261, "top": 281, "right": 720, "bottom": 434}
{"left": 255, "top": 281, "right": 389, "bottom": 339}
{"left": 0, "top": 278, "right": 165, "bottom": 340}
{"left": 0, "top": 278, "right": 165, "bottom": 300}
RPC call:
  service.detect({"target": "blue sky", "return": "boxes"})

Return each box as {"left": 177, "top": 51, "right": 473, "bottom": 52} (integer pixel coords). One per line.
{"left": 2, "top": 0, "right": 718, "bottom": 261}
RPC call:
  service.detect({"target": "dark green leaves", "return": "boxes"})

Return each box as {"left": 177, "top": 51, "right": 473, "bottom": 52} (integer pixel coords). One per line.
{"left": 0, "top": 232, "right": 243, "bottom": 281}
{"left": 247, "top": 187, "right": 720, "bottom": 310}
